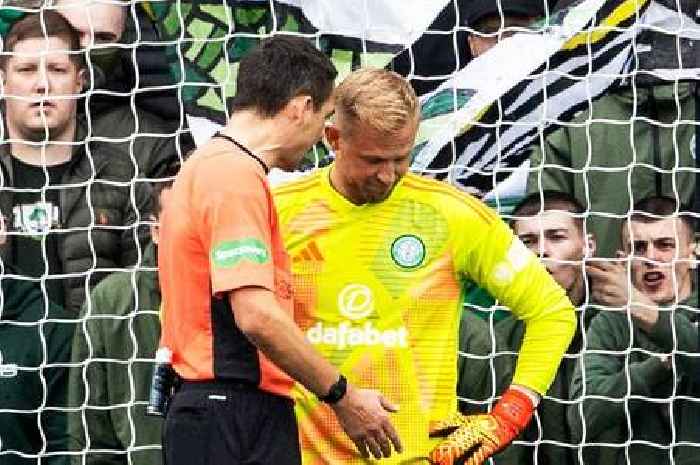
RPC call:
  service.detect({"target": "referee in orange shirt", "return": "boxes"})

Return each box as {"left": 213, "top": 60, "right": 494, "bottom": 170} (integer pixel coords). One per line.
{"left": 158, "top": 37, "right": 402, "bottom": 465}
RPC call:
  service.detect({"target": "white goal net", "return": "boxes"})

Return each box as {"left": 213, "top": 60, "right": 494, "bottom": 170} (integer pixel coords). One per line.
{"left": 0, "top": 0, "right": 697, "bottom": 464}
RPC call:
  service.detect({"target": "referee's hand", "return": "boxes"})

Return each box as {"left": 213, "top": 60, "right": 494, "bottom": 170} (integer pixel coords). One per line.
{"left": 331, "top": 384, "right": 402, "bottom": 459}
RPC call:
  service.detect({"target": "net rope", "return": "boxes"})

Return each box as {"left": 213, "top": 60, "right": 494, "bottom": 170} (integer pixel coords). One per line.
{"left": 0, "top": 1, "right": 697, "bottom": 464}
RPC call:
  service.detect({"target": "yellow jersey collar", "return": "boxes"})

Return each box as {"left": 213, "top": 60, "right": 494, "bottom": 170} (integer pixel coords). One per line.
{"left": 321, "top": 163, "right": 407, "bottom": 212}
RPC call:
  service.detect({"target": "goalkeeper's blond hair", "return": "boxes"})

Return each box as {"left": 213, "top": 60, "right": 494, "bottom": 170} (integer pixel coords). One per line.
{"left": 335, "top": 68, "right": 419, "bottom": 136}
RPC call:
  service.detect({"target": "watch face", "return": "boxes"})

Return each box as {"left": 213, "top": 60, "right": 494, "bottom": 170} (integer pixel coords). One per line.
{"left": 322, "top": 374, "right": 347, "bottom": 404}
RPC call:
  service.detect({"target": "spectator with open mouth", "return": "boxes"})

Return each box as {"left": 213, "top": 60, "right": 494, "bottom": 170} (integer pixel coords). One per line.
{"left": 569, "top": 195, "right": 699, "bottom": 465}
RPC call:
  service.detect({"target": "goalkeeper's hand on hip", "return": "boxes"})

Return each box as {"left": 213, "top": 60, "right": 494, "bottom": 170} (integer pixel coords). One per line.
{"left": 428, "top": 387, "right": 535, "bottom": 465}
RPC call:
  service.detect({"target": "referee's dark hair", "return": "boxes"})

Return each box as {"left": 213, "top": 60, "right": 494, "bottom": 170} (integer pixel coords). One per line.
{"left": 229, "top": 35, "right": 337, "bottom": 118}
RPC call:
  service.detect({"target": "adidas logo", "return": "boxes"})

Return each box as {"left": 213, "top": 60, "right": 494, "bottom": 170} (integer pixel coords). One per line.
{"left": 292, "top": 241, "right": 324, "bottom": 263}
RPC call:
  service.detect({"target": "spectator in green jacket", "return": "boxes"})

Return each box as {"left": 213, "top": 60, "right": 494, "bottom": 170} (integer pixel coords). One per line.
{"left": 569, "top": 195, "right": 699, "bottom": 465}
{"left": 458, "top": 190, "right": 596, "bottom": 465}
{"left": 0, "top": 12, "right": 152, "bottom": 314}
{"left": 68, "top": 175, "right": 173, "bottom": 465}
{"left": 527, "top": 80, "right": 696, "bottom": 258}
{"left": 0, "top": 273, "right": 74, "bottom": 465}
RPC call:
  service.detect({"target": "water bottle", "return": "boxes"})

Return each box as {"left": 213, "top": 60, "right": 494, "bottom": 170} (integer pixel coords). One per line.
{"left": 146, "top": 347, "right": 175, "bottom": 417}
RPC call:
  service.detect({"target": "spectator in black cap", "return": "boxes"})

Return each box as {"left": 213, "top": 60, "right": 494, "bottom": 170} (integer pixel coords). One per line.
{"left": 389, "top": 0, "right": 553, "bottom": 95}
{"left": 463, "top": 0, "right": 552, "bottom": 57}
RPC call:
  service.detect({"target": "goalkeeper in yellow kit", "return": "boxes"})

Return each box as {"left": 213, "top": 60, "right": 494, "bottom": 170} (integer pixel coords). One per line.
{"left": 274, "top": 68, "right": 576, "bottom": 465}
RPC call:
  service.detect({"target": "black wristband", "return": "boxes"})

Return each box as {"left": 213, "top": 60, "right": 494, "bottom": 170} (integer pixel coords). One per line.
{"left": 319, "top": 374, "right": 347, "bottom": 404}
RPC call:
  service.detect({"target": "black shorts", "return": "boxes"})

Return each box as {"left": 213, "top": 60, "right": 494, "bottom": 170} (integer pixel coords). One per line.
{"left": 163, "top": 381, "right": 301, "bottom": 465}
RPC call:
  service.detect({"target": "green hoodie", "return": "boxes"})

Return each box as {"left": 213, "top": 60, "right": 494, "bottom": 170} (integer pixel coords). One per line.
{"left": 568, "top": 286, "right": 699, "bottom": 465}
{"left": 68, "top": 244, "right": 162, "bottom": 465}
{"left": 527, "top": 83, "right": 696, "bottom": 258}
{"left": 0, "top": 272, "right": 74, "bottom": 465}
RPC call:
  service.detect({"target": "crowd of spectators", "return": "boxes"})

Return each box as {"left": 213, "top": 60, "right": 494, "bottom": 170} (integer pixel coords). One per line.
{"left": 0, "top": 1, "right": 696, "bottom": 465}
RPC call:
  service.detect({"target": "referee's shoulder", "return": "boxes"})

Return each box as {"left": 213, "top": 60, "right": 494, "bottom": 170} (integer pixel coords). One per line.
{"left": 185, "top": 140, "right": 264, "bottom": 182}
{"left": 401, "top": 172, "right": 498, "bottom": 224}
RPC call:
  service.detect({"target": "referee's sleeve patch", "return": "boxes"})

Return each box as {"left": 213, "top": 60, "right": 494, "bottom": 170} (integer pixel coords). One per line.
{"left": 211, "top": 238, "right": 270, "bottom": 268}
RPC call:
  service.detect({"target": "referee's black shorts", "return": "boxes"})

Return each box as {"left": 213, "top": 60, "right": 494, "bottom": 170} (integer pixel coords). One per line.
{"left": 164, "top": 380, "right": 301, "bottom": 465}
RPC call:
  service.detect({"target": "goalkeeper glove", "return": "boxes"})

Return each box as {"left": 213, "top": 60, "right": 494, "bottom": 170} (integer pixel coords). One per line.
{"left": 428, "top": 387, "right": 535, "bottom": 465}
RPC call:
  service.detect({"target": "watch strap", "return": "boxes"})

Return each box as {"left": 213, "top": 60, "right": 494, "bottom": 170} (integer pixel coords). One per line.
{"left": 319, "top": 374, "right": 348, "bottom": 404}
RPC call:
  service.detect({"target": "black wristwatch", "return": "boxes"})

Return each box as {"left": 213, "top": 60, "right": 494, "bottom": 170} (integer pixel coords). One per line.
{"left": 319, "top": 374, "right": 348, "bottom": 404}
